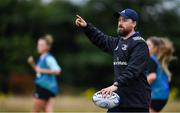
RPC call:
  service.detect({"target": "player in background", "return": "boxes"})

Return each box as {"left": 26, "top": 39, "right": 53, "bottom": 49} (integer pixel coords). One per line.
{"left": 75, "top": 8, "right": 150, "bottom": 112}
{"left": 27, "top": 35, "right": 62, "bottom": 113}
{"left": 146, "top": 37, "right": 175, "bottom": 112}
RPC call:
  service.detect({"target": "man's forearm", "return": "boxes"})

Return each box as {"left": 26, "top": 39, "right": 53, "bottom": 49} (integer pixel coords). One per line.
{"left": 83, "top": 23, "right": 118, "bottom": 53}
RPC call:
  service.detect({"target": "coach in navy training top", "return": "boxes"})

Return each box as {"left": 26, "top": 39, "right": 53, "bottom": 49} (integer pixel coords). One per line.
{"left": 75, "top": 8, "right": 151, "bottom": 112}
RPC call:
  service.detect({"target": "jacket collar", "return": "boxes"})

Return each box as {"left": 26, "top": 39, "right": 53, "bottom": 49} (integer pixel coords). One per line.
{"left": 121, "top": 31, "right": 140, "bottom": 40}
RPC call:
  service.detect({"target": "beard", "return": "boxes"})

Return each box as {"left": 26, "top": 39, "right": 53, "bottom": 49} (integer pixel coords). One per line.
{"left": 117, "top": 26, "right": 132, "bottom": 37}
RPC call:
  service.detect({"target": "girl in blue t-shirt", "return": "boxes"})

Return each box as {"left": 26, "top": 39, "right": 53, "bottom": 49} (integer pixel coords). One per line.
{"left": 146, "top": 37, "right": 174, "bottom": 112}
{"left": 27, "top": 35, "right": 62, "bottom": 113}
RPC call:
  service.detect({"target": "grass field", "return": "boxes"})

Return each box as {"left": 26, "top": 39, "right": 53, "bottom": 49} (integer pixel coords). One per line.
{"left": 0, "top": 95, "right": 180, "bottom": 112}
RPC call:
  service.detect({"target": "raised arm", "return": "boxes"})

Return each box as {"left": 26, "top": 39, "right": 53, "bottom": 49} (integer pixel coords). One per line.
{"left": 75, "top": 15, "right": 119, "bottom": 53}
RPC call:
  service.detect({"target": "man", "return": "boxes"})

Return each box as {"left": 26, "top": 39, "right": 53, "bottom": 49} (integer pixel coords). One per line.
{"left": 75, "top": 8, "right": 151, "bottom": 112}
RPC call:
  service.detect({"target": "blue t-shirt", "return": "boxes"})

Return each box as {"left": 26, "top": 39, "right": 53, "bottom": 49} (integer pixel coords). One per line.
{"left": 35, "top": 53, "right": 61, "bottom": 94}
{"left": 150, "top": 55, "right": 170, "bottom": 100}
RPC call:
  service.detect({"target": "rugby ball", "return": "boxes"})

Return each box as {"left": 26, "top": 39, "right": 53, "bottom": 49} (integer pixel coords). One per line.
{"left": 92, "top": 91, "right": 120, "bottom": 109}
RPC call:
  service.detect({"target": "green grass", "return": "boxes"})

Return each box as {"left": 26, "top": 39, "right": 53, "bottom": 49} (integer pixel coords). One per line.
{"left": 0, "top": 95, "right": 180, "bottom": 112}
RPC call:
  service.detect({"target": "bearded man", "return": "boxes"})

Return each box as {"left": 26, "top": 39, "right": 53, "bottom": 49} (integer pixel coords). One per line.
{"left": 75, "top": 8, "right": 151, "bottom": 112}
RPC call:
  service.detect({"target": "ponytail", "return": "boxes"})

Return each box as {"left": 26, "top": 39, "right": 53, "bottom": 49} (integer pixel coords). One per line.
{"left": 158, "top": 38, "right": 175, "bottom": 81}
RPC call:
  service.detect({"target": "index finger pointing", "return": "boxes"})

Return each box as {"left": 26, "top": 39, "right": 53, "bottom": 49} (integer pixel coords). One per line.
{"left": 76, "top": 14, "right": 83, "bottom": 19}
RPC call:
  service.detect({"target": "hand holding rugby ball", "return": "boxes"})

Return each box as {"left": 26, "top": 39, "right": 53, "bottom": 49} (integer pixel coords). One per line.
{"left": 92, "top": 91, "right": 120, "bottom": 109}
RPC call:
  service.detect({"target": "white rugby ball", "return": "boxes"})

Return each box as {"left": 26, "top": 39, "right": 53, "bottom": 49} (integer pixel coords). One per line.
{"left": 92, "top": 91, "right": 120, "bottom": 109}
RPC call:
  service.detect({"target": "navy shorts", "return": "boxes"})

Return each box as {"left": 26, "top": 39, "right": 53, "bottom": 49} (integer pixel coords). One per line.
{"left": 150, "top": 99, "right": 168, "bottom": 112}
{"left": 34, "top": 85, "right": 55, "bottom": 100}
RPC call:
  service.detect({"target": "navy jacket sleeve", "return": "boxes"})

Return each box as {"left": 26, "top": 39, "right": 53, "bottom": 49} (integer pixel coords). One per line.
{"left": 83, "top": 23, "right": 119, "bottom": 53}
{"left": 115, "top": 41, "right": 149, "bottom": 86}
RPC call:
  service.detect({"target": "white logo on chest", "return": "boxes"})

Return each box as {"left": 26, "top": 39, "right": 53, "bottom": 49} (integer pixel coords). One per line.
{"left": 113, "top": 57, "right": 128, "bottom": 66}
{"left": 121, "top": 44, "right": 128, "bottom": 51}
